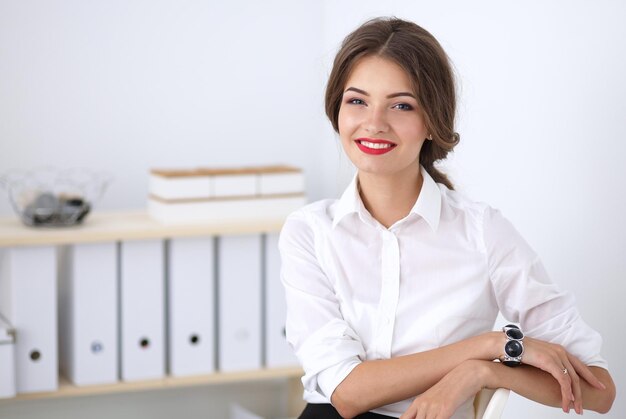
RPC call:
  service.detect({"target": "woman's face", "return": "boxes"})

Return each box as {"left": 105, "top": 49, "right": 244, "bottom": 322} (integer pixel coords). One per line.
{"left": 338, "top": 55, "right": 428, "bottom": 179}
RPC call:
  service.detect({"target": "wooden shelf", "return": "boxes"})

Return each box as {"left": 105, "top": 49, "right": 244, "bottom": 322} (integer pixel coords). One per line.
{"left": 0, "top": 210, "right": 285, "bottom": 247}
{"left": 2, "top": 366, "right": 303, "bottom": 402}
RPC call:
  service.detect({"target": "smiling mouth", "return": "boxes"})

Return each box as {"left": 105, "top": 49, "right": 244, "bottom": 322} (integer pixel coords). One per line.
{"left": 355, "top": 138, "right": 397, "bottom": 155}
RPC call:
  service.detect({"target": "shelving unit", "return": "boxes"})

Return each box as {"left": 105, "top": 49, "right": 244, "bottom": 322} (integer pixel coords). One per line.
{"left": 5, "top": 366, "right": 303, "bottom": 402}
{"left": 0, "top": 211, "right": 306, "bottom": 416}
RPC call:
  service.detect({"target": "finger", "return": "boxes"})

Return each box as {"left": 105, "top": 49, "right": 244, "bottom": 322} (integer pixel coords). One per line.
{"left": 547, "top": 355, "right": 574, "bottom": 412}
{"left": 562, "top": 357, "right": 583, "bottom": 414}
{"left": 554, "top": 364, "right": 572, "bottom": 413}
{"left": 531, "top": 347, "right": 572, "bottom": 412}
{"left": 568, "top": 353, "right": 606, "bottom": 390}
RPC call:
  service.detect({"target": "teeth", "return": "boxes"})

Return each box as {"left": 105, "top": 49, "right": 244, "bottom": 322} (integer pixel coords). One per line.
{"left": 361, "top": 140, "right": 392, "bottom": 149}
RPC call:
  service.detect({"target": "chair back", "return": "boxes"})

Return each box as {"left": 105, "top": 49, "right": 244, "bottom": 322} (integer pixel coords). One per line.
{"left": 474, "top": 388, "right": 510, "bottom": 419}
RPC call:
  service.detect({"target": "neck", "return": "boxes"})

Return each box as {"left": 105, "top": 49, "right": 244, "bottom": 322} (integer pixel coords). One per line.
{"left": 357, "top": 166, "right": 423, "bottom": 229}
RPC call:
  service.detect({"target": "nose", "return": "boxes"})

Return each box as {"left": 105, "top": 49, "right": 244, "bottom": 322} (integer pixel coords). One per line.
{"left": 364, "top": 106, "right": 389, "bottom": 134}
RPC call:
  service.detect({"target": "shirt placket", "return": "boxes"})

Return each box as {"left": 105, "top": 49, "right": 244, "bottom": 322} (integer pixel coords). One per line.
{"left": 373, "top": 229, "right": 400, "bottom": 359}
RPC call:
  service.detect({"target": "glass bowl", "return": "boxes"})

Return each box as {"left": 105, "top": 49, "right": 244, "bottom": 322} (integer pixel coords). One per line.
{"left": 0, "top": 168, "right": 112, "bottom": 227}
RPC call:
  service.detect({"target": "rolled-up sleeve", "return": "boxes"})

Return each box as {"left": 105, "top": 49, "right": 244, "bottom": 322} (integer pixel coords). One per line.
{"left": 483, "top": 207, "right": 607, "bottom": 369}
{"left": 279, "top": 210, "right": 365, "bottom": 401}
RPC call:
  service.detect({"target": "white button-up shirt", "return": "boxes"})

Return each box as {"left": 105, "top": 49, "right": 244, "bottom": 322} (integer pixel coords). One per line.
{"left": 279, "top": 166, "right": 607, "bottom": 418}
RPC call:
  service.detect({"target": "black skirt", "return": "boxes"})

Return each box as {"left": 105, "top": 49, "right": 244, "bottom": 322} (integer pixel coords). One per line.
{"left": 299, "top": 403, "right": 395, "bottom": 419}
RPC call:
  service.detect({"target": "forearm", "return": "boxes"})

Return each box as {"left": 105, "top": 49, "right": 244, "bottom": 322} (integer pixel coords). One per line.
{"left": 486, "top": 363, "right": 615, "bottom": 414}
{"left": 331, "top": 332, "right": 501, "bottom": 417}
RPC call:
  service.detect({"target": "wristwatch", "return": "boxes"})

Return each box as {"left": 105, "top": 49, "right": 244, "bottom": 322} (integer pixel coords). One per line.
{"left": 501, "top": 324, "right": 524, "bottom": 367}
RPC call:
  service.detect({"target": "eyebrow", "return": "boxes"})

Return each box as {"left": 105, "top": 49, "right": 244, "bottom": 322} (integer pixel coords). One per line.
{"left": 344, "top": 87, "right": 416, "bottom": 99}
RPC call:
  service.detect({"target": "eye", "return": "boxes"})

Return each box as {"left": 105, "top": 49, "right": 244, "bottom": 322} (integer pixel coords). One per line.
{"left": 346, "top": 98, "right": 365, "bottom": 105}
{"left": 393, "top": 103, "right": 413, "bottom": 111}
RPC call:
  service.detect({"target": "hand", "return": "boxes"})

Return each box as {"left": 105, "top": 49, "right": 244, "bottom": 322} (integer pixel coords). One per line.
{"left": 518, "top": 337, "right": 606, "bottom": 414}
{"left": 400, "top": 360, "right": 487, "bottom": 419}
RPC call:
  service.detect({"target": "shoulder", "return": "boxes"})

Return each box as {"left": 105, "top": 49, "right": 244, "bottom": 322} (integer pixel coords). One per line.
{"left": 439, "top": 185, "right": 520, "bottom": 227}
{"left": 284, "top": 198, "right": 337, "bottom": 226}
{"left": 436, "top": 185, "right": 522, "bottom": 254}
{"left": 279, "top": 198, "right": 337, "bottom": 248}
{"left": 440, "top": 187, "right": 536, "bottom": 260}
{"left": 438, "top": 185, "right": 491, "bottom": 225}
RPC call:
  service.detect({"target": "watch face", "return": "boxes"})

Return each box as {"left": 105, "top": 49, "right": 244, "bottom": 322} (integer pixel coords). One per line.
{"left": 505, "top": 328, "right": 524, "bottom": 340}
{"left": 505, "top": 340, "right": 524, "bottom": 357}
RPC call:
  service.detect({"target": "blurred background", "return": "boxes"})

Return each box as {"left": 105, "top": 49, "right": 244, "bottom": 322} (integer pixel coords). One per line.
{"left": 0, "top": 0, "right": 624, "bottom": 417}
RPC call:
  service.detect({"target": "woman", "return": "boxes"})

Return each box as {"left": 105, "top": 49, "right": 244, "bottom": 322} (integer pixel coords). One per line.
{"left": 279, "top": 17, "right": 615, "bottom": 419}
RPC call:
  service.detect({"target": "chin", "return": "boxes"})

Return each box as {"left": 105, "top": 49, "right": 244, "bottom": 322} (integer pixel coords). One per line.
{"left": 354, "top": 163, "right": 397, "bottom": 177}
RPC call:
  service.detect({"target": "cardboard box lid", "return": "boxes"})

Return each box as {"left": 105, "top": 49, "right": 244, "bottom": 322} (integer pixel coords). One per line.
{"left": 150, "top": 165, "right": 302, "bottom": 178}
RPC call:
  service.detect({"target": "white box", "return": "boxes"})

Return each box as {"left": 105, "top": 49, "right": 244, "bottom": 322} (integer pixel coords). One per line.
{"left": 149, "top": 171, "right": 212, "bottom": 200}
{"left": 0, "top": 246, "right": 58, "bottom": 394}
{"left": 168, "top": 237, "right": 216, "bottom": 376}
{"left": 264, "top": 233, "right": 298, "bottom": 368}
{"left": 259, "top": 171, "right": 304, "bottom": 196}
{"left": 148, "top": 195, "right": 306, "bottom": 224}
{"left": 58, "top": 243, "right": 118, "bottom": 386}
{"left": 0, "top": 314, "right": 16, "bottom": 399}
{"left": 120, "top": 240, "right": 165, "bottom": 381}
{"left": 213, "top": 174, "right": 257, "bottom": 198}
{"left": 218, "top": 235, "right": 262, "bottom": 371}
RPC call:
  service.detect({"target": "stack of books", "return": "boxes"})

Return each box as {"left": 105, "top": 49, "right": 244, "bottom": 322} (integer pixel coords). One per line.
{"left": 147, "top": 165, "right": 306, "bottom": 224}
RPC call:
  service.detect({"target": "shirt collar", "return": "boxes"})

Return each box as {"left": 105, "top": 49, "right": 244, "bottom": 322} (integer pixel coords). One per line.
{"left": 331, "top": 166, "right": 442, "bottom": 231}
{"left": 332, "top": 173, "right": 364, "bottom": 229}
{"left": 409, "top": 166, "right": 441, "bottom": 232}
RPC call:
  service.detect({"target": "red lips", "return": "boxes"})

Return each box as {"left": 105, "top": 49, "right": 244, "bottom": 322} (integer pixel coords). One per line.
{"left": 355, "top": 138, "right": 397, "bottom": 155}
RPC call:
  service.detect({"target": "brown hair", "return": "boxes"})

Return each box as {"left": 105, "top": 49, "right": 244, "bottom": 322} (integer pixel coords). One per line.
{"left": 325, "top": 17, "right": 460, "bottom": 189}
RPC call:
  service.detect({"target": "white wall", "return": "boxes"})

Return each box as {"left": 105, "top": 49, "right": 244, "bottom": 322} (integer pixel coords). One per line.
{"left": 0, "top": 0, "right": 326, "bottom": 212}
{"left": 1, "top": 0, "right": 624, "bottom": 418}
